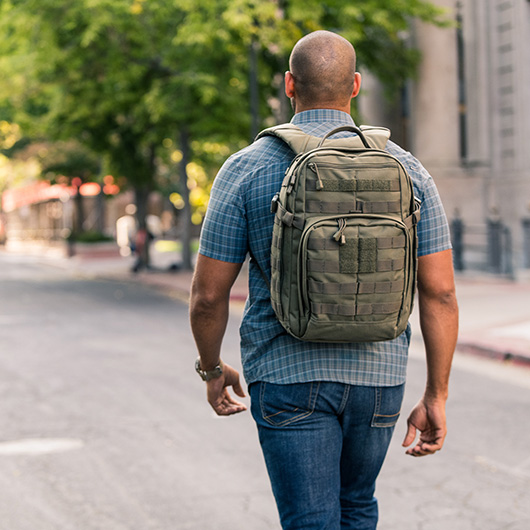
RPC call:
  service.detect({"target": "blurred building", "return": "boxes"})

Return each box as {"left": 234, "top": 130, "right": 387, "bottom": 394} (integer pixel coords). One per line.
{"left": 0, "top": 179, "right": 181, "bottom": 257}
{"left": 1, "top": 180, "right": 121, "bottom": 253}
{"left": 360, "top": 0, "right": 530, "bottom": 271}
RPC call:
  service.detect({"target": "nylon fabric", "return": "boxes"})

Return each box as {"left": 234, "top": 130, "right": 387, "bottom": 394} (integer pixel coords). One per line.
{"left": 255, "top": 123, "right": 420, "bottom": 343}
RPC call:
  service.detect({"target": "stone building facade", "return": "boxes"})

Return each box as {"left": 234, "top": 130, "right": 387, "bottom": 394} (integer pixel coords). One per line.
{"left": 360, "top": 0, "right": 530, "bottom": 271}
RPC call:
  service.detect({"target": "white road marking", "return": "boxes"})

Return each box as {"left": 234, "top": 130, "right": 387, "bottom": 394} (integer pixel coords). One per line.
{"left": 0, "top": 438, "right": 84, "bottom": 456}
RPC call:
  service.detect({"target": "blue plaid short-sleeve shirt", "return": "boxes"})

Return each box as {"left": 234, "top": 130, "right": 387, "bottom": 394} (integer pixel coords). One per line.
{"left": 199, "top": 110, "right": 451, "bottom": 386}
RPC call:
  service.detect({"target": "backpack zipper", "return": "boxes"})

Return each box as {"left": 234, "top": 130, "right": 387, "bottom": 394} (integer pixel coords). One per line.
{"left": 332, "top": 218, "right": 347, "bottom": 245}
{"left": 308, "top": 163, "right": 324, "bottom": 190}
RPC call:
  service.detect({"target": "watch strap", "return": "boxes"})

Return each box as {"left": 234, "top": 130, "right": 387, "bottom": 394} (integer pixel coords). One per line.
{"left": 195, "top": 358, "right": 223, "bottom": 381}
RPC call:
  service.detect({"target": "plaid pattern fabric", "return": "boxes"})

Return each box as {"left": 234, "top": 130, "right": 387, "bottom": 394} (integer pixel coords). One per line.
{"left": 199, "top": 110, "right": 452, "bottom": 386}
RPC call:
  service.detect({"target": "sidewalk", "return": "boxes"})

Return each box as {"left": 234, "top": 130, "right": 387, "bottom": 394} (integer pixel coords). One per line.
{"left": 452, "top": 274, "right": 530, "bottom": 366}
{"left": 10, "top": 245, "right": 530, "bottom": 367}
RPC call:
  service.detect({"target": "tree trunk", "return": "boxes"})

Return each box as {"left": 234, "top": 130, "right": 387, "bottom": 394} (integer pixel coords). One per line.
{"left": 134, "top": 185, "right": 150, "bottom": 271}
{"left": 179, "top": 127, "right": 193, "bottom": 271}
{"left": 96, "top": 187, "right": 105, "bottom": 234}
{"left": 73, "top": 188, "right": 85, "bottom": 235}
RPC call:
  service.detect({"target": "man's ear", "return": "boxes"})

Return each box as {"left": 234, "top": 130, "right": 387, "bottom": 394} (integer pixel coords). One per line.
{"left": 285, "top": 71, "right": 295, "bottom": 98}
{"left": 352, "top": 72, "right": 362, "bottom": 98}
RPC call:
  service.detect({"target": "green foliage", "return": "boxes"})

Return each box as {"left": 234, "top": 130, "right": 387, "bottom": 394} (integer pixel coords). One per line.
{"left": 68, "top": 230, "right": 114, "bottom": 243}
{"left": 39, "top": 141, "right": 101, "bottom": 183}
{"left": 0, "top": 0, "right": 450, "bottom": 222}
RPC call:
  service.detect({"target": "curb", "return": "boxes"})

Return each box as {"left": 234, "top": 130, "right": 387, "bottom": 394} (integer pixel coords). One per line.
{"left": 457, "top": 341, "right": 530, "bottom": 368}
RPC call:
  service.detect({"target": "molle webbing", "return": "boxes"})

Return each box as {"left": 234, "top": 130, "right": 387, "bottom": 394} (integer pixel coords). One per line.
{"left": 307, "top": 257, "right": 405, "bottom": 274}
{"left": 306, "top": 179, "right": 400, "bottom": 192}
{"left": 307, "top": 235, "right": 406, "bottom": 251}
{"left": 308, "top": 279, "right": 404, "bottom": 295}
{"left": 305, "top": 200, "right": 401, "bottom": 215}
{"left": 310, "top": 301, "right": 402, "bottom": 317}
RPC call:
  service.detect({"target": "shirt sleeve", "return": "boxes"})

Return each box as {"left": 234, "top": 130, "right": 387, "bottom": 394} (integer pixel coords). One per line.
{"left": 415, "top": 169, "right": 453, "bottom": 257}
{"left": 198, "top": 156, "right": 248, "bottom": 263}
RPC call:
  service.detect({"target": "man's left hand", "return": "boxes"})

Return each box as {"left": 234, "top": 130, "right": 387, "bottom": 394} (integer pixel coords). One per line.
{"left": 402, "top": 396, "right": 447, "bottom": 457}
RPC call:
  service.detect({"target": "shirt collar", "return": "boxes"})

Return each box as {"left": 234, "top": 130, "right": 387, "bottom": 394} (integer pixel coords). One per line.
{"left": 291, "top": 109, "right": 355, "bottom": 126}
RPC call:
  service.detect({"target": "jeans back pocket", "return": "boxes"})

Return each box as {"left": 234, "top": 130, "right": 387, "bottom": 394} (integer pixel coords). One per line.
{"left": 259, "top": 382, "right": 320, "bottom": 427}
{"left": 371, "top": 384, "right": 405, "bottom": 428}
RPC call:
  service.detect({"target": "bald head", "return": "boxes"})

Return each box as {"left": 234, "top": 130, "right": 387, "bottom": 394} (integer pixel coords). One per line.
{"left": 288, "top": 31, "right": 358, "bottom": 111}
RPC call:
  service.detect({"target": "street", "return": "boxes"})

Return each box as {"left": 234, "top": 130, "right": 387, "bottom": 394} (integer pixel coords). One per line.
{"left": 0, "top": 252, "right": 529, "bottom": 530}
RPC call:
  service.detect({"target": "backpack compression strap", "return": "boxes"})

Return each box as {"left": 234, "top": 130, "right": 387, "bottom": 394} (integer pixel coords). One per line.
{"left": 255, "top": 124, "right": 391, "bottom": 155}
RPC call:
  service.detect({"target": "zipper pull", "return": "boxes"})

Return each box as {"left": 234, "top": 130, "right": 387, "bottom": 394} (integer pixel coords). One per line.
{"left": 333, "top": 218, "right": 347, "bottom": 245}
{"left": 309, "top": 163, "right": 324, "bottom": 190}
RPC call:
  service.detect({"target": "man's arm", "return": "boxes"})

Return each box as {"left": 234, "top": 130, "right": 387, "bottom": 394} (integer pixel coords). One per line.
{"left": 403, "top": 249, "right": 459, "bottom": 456}
{"left": 189, "top": 253, "right": 247, "bottom": 416}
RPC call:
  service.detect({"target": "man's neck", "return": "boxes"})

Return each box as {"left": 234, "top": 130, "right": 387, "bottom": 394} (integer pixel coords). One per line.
{"left": 294, "top": 103, "right": 352, "bottom": 115}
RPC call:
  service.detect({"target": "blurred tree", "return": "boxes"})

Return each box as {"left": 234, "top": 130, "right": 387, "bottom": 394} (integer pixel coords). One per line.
{"left": 0, "top": 119, "right": 39, "bottom": 203}
{"left": 0, "top": 0, "right": 248, "bottom": 268}
{"left": 0, "top": 0, "right": 447, "bottom": 268}
{"left": 39, "top": 141, "right": 102, "bottom": 236}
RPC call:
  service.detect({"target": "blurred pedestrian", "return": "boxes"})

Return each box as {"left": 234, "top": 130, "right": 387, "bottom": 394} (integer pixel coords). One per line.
{"left": 116, "top": 204, "right": 138, "bottom": 257}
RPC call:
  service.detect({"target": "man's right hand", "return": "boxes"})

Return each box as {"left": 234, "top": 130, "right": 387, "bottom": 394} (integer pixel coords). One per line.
{"left": 206, "top": 363, "right": 247, "bottom": 416}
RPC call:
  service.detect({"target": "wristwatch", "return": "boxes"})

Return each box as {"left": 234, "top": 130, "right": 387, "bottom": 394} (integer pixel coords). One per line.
{"left": 195, "top": 358, "right": 223, "bottom": 381}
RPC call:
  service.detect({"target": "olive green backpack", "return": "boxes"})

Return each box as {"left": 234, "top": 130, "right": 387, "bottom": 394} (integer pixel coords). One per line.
{"left": 255, "top": 124, "right": 421, "bottom": 343}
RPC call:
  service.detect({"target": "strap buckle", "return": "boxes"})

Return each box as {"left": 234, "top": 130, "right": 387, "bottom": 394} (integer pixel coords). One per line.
{"left": 270, "top": 193, "right": 280, "bottom": 213}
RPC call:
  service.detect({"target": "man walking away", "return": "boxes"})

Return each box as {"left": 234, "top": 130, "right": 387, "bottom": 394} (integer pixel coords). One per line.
{"left": 190, "top": 30, "right": 458, "bottom": 530}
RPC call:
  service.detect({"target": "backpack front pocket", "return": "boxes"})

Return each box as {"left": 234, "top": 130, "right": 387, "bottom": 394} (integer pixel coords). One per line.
{"left": 298, "top": 215, "right": 413, "bottom": 342}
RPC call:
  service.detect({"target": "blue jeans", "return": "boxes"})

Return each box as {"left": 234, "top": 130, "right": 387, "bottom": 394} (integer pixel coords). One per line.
{"left": 249, "top": 381, "right": 405, "bottom": 530}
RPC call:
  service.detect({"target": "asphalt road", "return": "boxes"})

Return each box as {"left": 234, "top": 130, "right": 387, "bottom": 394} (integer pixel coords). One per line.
{"left": 0, "top": 252, "right": 529, "bottom": 530}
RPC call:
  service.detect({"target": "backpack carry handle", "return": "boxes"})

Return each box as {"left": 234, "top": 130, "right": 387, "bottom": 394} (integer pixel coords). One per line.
{"left": 317, "top": 126, "right": 372, "bottom": 149}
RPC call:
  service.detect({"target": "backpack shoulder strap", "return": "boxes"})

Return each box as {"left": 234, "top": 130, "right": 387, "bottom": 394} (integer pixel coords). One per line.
{"left": 255, "top": 124, "right": 317, "bottom": 154}
{"left": 359, "top": 125, "right": 392, "bottom": 150}
{"left": 256, "top": 123, "right": 390, "bottom": 154}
